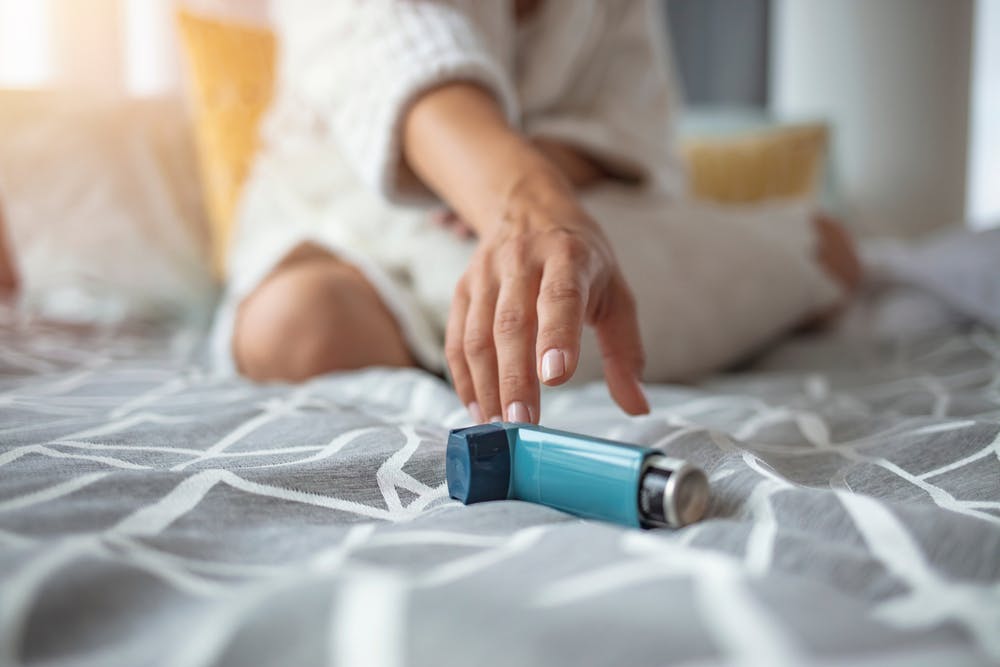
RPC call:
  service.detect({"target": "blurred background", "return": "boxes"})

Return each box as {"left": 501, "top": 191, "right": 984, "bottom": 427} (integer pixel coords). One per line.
{"left": 0, "top": 0, "right": 995, "bottom": 239}
{"left": 0, "top": 0, "right": 997, "bottom": 238}
{"left": 664, "top": 0, "right": 999, "bottom": 237}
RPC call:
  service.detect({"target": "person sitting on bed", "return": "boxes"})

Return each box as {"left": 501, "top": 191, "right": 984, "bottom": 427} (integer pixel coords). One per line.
{"left": 213, "top": 0, "right": 861, "bottom": 425}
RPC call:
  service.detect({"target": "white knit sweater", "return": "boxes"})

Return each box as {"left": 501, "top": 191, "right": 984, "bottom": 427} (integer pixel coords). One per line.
{"left": 268, "top": 0, "right": 687, "bottom": 204}
{"left": 217, "top": 0, "right": 838, "bottom": 378}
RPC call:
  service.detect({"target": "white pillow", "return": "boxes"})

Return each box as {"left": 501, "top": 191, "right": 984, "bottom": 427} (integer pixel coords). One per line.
{"left": 0, "top": 91, "right": 215, "bottom": 324}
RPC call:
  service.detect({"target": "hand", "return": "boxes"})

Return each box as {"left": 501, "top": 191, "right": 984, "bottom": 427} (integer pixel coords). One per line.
{"left": 399, "top": 83, "right": 648, "bottom": 422}
{"left": 446, "top": 171, "right": 649, "bottom": 424}
{"left": 430, "top": 139, "right": 605, "bottom": 241}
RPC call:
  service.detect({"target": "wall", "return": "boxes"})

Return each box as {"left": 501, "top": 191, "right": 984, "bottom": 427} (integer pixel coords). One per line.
{"left": 666, "top": 0, "right": 770, "bottom": 107}
{"left": 967, "top": 0, "right": 1000, "bottom": 229}
{"left": 771, "top": 0, "right": 975, "bottom": 237}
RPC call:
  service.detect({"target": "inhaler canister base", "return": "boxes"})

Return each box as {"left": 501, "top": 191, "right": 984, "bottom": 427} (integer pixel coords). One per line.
{"left": 638, "top": 455, "right": 710, "bottom": 528}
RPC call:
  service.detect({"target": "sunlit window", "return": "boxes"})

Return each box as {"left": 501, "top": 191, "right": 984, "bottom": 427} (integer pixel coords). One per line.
{"left": 124, "top": 0, "right": 178, "bottom": 96}
{"left": 0, "top": 0, "right": 52, "bottom": 87}
{"left": 0, "top": 0, "right": 176, "bottom": 95}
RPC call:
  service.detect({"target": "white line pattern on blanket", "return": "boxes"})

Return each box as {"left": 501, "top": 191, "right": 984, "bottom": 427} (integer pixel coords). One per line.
{"left": 0, "top": 309, "right": 998, "bottom": 666}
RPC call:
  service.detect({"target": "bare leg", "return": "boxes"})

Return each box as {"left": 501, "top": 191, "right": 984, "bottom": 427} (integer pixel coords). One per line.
{"left": 233, "top": 243, "right": 416, "bottom": 382}
{"left": 0, "top": 203, "right": 18, "bottom": 293}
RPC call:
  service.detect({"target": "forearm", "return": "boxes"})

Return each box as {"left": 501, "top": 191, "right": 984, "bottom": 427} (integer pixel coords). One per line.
{"left": 402, "top": 83, "right": 575, "bottom": 235}
{"left": 531, "top": 137, "right": 607, "bottom": 191}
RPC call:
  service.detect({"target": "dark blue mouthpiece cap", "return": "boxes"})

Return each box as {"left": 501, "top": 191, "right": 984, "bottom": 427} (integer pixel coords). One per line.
{"left": 446, "top": 423, "right": 512, "bottom": 504}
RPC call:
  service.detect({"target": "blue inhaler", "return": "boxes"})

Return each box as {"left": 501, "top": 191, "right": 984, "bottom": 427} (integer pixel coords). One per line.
{"left": 446, "top": 423, "right": 710, "bottom": 528}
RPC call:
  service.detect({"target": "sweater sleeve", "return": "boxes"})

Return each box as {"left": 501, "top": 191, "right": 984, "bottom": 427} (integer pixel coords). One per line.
{"left": 273, "top": 0, "right": 519, "bottom": 204}
{"left": 523, "top": 0, "right": 687, "bottom": 196}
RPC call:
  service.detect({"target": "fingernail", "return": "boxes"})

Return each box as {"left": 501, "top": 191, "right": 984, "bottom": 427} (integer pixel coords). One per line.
{"left": 489, "top": 415, "right": 503, "bottom": 423}
{"left": 507, "top": 401, "right": 530, "bottom": 423}
{"left": 540, "top": 348, "right": 566, "bottom": 383}
{"left": 467, "top": 402, "right": 484, "bottom": 423}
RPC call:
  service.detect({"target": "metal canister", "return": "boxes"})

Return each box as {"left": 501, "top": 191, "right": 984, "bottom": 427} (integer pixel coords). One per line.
{"left": 637, "top": 455, "right": 710, "bottom": 528}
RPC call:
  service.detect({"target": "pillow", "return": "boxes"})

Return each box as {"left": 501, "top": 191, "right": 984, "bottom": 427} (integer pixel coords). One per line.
{"left": 680, "top": 123, "right": 828, "bottom": 203}
{"left": 0, "top": 91, "right": 214, "bottom": 323}
{"left": 175, "top": 9, "right": 276, "bottom": 276}
{"left": 173, "top": 9, "right": 827, "bottom": 271}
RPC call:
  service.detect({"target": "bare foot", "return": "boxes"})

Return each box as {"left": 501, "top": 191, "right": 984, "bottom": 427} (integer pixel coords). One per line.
{"left": 801, "top": 213, "right": 863, "bottom": 329}
{"left": 814, "top": 213, "right": 862, "bottom": 294}
{"left": 0, "top": 204, "right": 18, "bottom": 294}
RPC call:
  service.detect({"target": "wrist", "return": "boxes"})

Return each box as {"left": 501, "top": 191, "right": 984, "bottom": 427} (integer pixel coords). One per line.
{"left": 479, "top": 150, "right": 586, "bottom": 238}
{"left": 531, "top": 137, "right": 606, "bottom": 190}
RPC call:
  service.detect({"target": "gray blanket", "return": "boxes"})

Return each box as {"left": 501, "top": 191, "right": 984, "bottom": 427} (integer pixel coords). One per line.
{"left": 1, "top": 235, "right": 999, "bottom": 666}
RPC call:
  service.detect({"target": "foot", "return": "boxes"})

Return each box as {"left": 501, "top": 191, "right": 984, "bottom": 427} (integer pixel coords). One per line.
{"left": 802, "top": 214, "right": 863, "bottom": 329}
{"left": 0, "top": 204, "right": 18, "bottom": 294}
{"left": 814, "top": 213, "right": 862, "bottom": 294}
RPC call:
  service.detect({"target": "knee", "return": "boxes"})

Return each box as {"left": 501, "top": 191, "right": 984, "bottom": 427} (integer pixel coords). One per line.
{"left": 233, "top": 261, "right": 411, "bottom": 382}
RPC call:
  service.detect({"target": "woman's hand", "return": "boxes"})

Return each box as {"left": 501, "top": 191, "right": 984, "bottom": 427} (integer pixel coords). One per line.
{"left": 402, "top": 83, "right": 648, "bottom": 423}
{"left": 446, "top": 170, "right": 649, "bottom": 424}
{"left": 431, "top": 138, "right": 608, "bottom": 241}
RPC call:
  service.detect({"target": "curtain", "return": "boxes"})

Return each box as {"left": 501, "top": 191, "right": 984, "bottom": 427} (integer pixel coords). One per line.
{"left": 0, "top": 0, "right": 268, "bottom": 97}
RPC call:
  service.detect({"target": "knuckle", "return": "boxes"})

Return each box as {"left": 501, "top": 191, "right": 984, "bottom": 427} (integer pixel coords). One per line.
{"left": 466, "top": 250, "right": 493, "bottom": 276}
{"left": 444, "top": 338, "right": 465, "bottom": 365}
{"left": 538, "top": 322, "right": 578, "bottom": 346}
{"left": 470, "top": 261, "right": 493, "bottom": 285}
{"left": 463, "top": 328, "right": 494, "bottom": 356}
{"left": 558, "top": 234, "right": 590, "bottom": 264}
{"left": 499, "top": 367, "right": 527, "bottom": 396}
{"left": 542, "top": 277, "right": 585, "bottom": 305}
{"left": 498, "top": 238, "right": 530, "bottom": 270}
{"left": 544, "top": 228, "right": 592, "bottom": 265}
{"left": 494, "top": 307, "right": 530, "bottom": 337}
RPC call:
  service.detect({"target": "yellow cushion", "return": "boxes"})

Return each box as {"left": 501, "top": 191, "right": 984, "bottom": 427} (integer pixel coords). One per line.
{"left": 176, "top": 9, "right": 276, "bottom": 276}
{"left": 175, "top": 9, "right": 825, "bottom": 274}
{"left": 681, "top": 124, "right": 828, "bottom": 203}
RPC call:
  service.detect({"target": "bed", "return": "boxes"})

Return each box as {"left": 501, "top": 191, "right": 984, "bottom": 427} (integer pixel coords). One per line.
{"left": 1, "top": 231, "right": 999, "bottom": 667}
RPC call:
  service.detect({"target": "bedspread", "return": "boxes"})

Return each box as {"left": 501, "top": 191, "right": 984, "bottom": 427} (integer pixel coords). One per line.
{"left": 1, "top": 298, "right": 999, "bottom": 666}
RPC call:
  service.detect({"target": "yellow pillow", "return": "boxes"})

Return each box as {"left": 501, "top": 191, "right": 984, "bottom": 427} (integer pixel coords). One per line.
{"left": 176, "top": 9, "right": 825, "bottom": 274}
{"left": 176, "top": 10, "right": 276, "bottom": 276}
{"left": 680, "top": 124, "right": 828, "bottom": 204}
